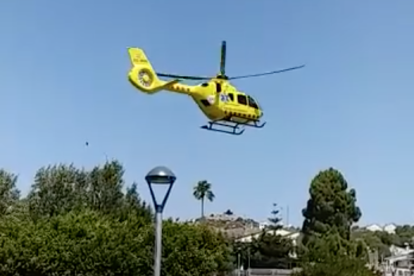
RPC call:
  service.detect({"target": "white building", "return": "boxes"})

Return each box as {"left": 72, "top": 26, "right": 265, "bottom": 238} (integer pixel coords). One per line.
{"left": 236, "top": 228, "right": 300, "bottom": 246}
{"left": 365, "top": 223, "right": 397, "bottom": 234}
{"left": 259, "top": 221, "right": 271, "bottom": 230}
{"left": 383, "top": 245, "right": 414, "bottom": 276}
{"left": 384, "top": 224, "right": 397, "bottom": 234}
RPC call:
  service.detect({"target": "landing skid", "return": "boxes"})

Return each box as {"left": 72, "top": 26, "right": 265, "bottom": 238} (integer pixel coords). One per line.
{"left": 201, "top": 119, "right": 266, "bottom": 136}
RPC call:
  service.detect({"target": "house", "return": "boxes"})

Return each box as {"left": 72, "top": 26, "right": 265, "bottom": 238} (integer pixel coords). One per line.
{"left": 366, "top": 224, "right": 383, "bottom": 232}
{"left": 236, "top": 227, "right": 300, "bottom": 260}
{"left": 383, "top": 245, "right": 414, "bottom": 276}
{"left": 364, "top": 223, "right": 397, "bottom": 234}
{"left": 236, "top": 228, "right": 300, "bottom": 246}
{"left": 384, "top": 224, "right": 397, "bottom": 234}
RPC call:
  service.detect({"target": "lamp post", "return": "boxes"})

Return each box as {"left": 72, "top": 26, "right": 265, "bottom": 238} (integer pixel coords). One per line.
{"left": 145, "top": 166, "right": 176, "bottom": 276}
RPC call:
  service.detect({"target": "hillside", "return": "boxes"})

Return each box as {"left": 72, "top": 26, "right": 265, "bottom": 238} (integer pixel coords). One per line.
{"left": 193, "top": 210, "right": 261, "bottom": 238}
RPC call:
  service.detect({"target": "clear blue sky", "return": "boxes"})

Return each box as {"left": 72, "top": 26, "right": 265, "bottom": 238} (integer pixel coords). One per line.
{"left": 1, "top": 0, "right": 414, "bottom": 226}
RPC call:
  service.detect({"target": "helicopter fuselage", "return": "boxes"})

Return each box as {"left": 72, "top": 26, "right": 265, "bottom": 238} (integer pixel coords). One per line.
{"left": 188, "top": 80, "right": 263, "bottom": 124}
{"left": 127, "top": 47, "right": 265, "bottom": 135}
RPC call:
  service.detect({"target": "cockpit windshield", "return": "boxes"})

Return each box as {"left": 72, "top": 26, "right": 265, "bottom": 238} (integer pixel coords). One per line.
{"left": 247, "top": 95, "right": 261, "bottom": 110}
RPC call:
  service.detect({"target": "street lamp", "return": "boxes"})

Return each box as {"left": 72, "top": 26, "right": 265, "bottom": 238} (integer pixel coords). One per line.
{"left": 145, "top": 166, "right": 176, "bottom": 276}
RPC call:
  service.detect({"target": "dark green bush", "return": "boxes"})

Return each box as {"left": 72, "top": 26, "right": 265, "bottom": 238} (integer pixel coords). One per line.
{"left": 0, "top": 210, "right": 232, "bottom": 276}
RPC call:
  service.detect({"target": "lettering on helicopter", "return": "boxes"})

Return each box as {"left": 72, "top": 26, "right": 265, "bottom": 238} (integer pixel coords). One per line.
{"left": 132, "top": 53, "right": 148, "bottom": 64}
{"left": 220, "top": 94, "right": 230, "bottom": 102}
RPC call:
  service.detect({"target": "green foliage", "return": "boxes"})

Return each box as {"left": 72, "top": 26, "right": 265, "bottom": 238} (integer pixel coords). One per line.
{"left": 193, "top": 180, "right": 215, "bottom": 218}
{"left": 297, "top": 168, "right": 376, "bottom": 275}
{"left": 0, "top": 169, "right": 20, "bottom": 216}
{"left": 296, "top": 165, "right": 414, "bottom": 274}
{"left": 0, "top": 162, "right": 232, "bottom": 276}
{"left": 27, "top": 163, "right": 88, "bottom": 218}
{"left": 267, "top": 203, "right": 283, "bottom": 230}
{"left": 250, "top": 232, "right": 293, "bottom": 269}
{"left": 301, "top": 168, "right": 361, "bottom": 246}
{"left": 301, "top": 231, "right": 366, "bottom": 263}
{"left": 0, "top": 210, "right": 232, "bottom": 276}
{"left": 350, "top": 225, "right": 414, "bottom": 259}
{"left": 296, "top": 230, "right": 378, "bottom": 276}
{"left": 233, "top": 203, "right": 294, "bottom": 269}
{"left": 395, "top": 225, "right": 414, "bottom": 246}
{"left": 123, "top": 182, "right": 153, "bottom": 223}
{"left": 293, "top": 256, "right": 380, "bottom": 276}
{"left": 0, "top": 209, "right": 152, "bottom": 275}
{"left": 352, "top": 230, "right": 392, "bottom": 257}
{"left": 162, "top": 221, "right": 232, "bottom": 275}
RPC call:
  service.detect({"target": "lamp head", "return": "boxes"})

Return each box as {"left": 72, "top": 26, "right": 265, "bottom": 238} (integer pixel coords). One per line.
{"left": 145, "top": 166, "right": 176, "bottom": 185}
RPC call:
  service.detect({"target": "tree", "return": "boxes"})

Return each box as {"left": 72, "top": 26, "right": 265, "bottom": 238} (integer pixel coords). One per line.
{"left": 298, "top": 168, "right": 372, "bottom": 274}
{"left": 295, "top": 226, "right": 379, "bottom": 276}
{"left": 352, "top": 230, "right": 391, "bottom": 258}
{"left": 267, "top": 203, "right": 283, "bottom": 230}
{"left": 88, "top": 160, "right": 125, "bottom": 215}
{"left": 234, "top": 203, "right": 293, "bottom": 269}
{"left": 27, "top": 164, "right": 87, "bottom": 218}
{"left": 161, "top": 220, "right": 233, "bottom": 275}
{"left": 0, "top": 161, "right": 233, "bottom": 275}
{"left": 0, "top": 209, "right": 232, "bottom": 275}
{"left": 193, "top": 180, "right": 215, "bottom": 218}
{"left": 0, "top": 169, "right": 20, "bottom": 216}
{"left": 395, "top": 225, "right": 414, "bottom": 247}
{"left": 224, "top": 209, "right": 233, "bottom": 215}
{"left": 293, "top": 253, "right": 380, "bottom": 276}
{"left": 122, "top": 182, "right": 153, "bottom": 223}
{"left": 301, "top": 168, "right": 361, "bottom": 247}
{"left": 254, "top": 204, "right": 293, "bottom": 268}
{"left": 26, "top": 160, "right": 150, "bottom": 221}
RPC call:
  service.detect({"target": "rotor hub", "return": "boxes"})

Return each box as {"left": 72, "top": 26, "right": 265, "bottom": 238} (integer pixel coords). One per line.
{"left": 138, "top": 69, "right": 153, "bottom": 87}
{"left": 142, "top": 74, "right": 150, "bottom": 83}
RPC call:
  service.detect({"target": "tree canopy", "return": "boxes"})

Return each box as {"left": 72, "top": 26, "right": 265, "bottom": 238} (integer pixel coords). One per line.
{"left": 0, "top": 161, "right": 232, "bottom": 276}
{"left": 193, "top": 180, "right": 215, "bottom": 218}
{"left": 0, "top": 162, "right": 409, "bottom": 275}
{"left": 301, "top": 168, "right": 362, "bottom": 246}
{"left": 233, "top": 203, "right": 294, "bottom": 269}
{"left": 297, "top": 168, "right": 378, "bottom": 276}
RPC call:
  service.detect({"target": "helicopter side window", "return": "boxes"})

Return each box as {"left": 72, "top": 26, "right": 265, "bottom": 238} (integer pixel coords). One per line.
{"left": 201, "top": 83, "right": 209, "bottom": 87}
{"left": 228, "top": 93, "right": 234, "bottom": 101}
{"left": 237, "top": 94, "right": 247, "bottom": 105}
{"left": 248, "top": 96, "right": 259, "bottom": 109}
{"left": 215, "top": 82, "right": 222, "bottom": 93}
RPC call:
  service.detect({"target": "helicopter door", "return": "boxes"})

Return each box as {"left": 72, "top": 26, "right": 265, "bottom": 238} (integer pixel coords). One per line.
{"left": 215, "top": 82, "right": 222, "bottom": 93}
{"left": 216, "top": 82, "right": 231, "bottom": 105}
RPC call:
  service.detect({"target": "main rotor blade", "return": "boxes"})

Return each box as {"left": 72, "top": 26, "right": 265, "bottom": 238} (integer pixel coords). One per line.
{"left": 220, "top": 41, "right": 226, "bottom": 76}
{"left": 157, "top": 72, "right": 211, "bottom": 80}
{"left": 228, "top": 65, "right": 305, "bottom": 80}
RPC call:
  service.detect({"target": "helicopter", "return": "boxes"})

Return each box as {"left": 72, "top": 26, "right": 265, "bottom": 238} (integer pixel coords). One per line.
{"left": 127, "top": 41, "right": 304, "bottom": 135}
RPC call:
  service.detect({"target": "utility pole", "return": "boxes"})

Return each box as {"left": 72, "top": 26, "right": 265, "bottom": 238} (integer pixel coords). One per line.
{"left": 237, "top": 253, "right": 241, "bottom": 276}
{"left": 286, "top": 205, "right": 290, "bottom": 227}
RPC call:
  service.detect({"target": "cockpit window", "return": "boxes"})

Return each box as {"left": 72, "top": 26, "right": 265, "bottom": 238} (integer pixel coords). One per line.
{"left": 201, "top": 83, "right": 209, "bottom": 87}
{"left": 247, "top": 95, "right": 259, "bottom": 109}
{"left": 237, "top": 94, "right": 247, "bottom": 105}
{"left": 215, "top": 82, "right": 222, "bottom": 92}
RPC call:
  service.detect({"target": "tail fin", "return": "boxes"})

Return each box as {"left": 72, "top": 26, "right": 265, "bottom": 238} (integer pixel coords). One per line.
{"left": 127, "top": 48, "right": 179, "bottom": 94}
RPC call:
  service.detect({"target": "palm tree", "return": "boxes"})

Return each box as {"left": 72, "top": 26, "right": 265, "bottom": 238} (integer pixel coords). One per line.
{"left": 193, "top": 180, "right": 215, "bottom": 219}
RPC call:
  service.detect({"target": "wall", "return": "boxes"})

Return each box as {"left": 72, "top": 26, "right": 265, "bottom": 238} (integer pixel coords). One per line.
{"left": 229, "top": 268, "right": 294, "bottom": 276}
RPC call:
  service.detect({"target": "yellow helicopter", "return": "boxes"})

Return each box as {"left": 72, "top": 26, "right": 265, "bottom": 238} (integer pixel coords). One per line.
{"left": 127, "top": 41, "right": 304, "bottom": 135}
